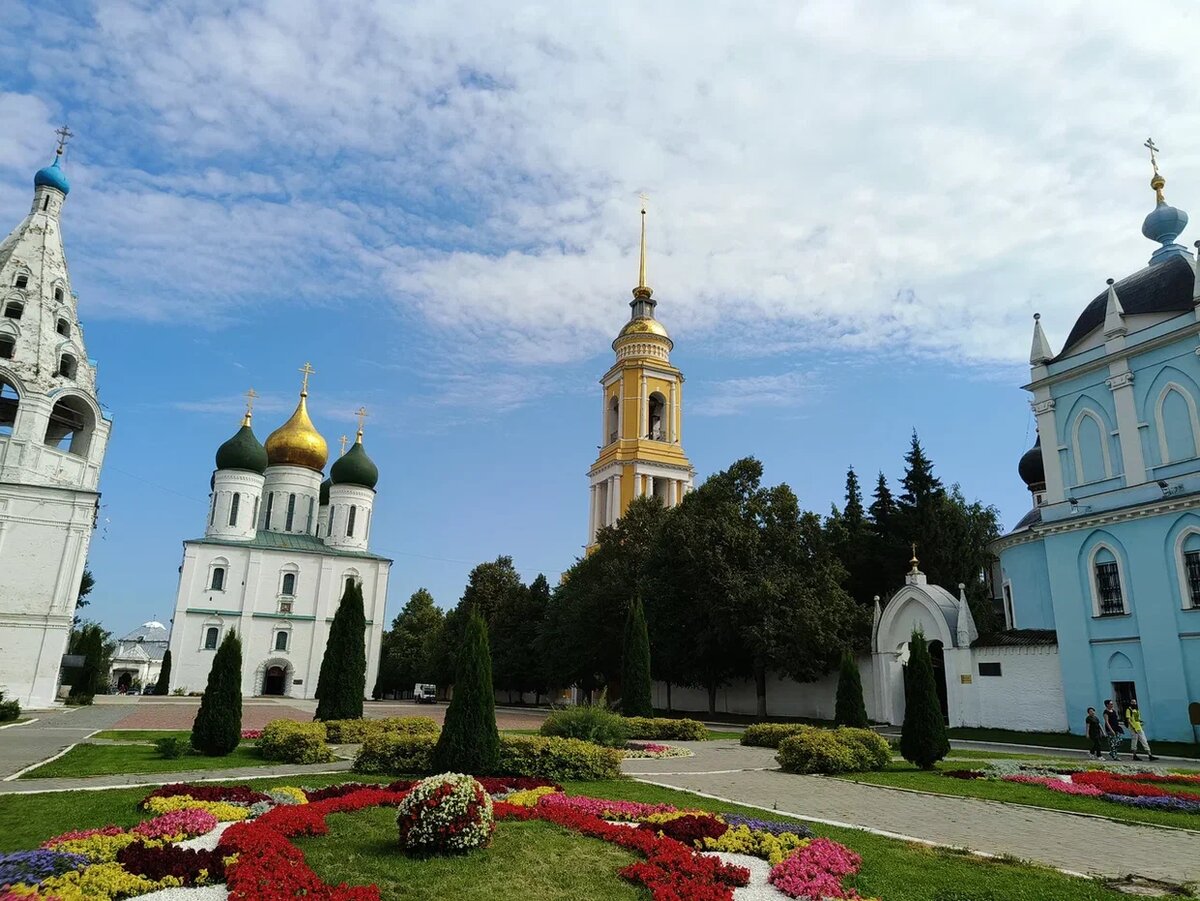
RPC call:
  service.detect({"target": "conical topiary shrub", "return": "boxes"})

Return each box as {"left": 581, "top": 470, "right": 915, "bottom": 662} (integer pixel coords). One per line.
{"left": 315, "top": 580, "right": 367, "bottom": 721}
{"left": 153, "top": 649, "right": 172, "bottom": 696}
{"left": 191, "top": 630, "right": 242, "bottom": 756}
{"left": 431, "top": 612, "right": 500, "bottom": 775}
{"left": 834, "top": 651, "right": 869, "bottom": 728}
{"left": 899, "top": 630, "right": 949, "bottom": 769}
{"left": 621, "top": 598, "right": 654, "bottom": 718}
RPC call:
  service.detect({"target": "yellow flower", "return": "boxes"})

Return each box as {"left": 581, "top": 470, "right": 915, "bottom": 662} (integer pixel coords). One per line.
{"left": 36, "top": 862, "right": 172, "bottom": 901}
{"left": 142, "top": 795, "right": 250, "bottom": 821}
{"left": 504, "top": 786, "right": 558, "bottom": 807}
{"left": 701, "top": 825, "right": 810, "bottom": 866}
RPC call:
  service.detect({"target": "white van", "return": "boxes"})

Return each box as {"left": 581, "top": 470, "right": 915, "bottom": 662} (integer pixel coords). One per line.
{"left": 413, "top": 683, "right": 437, "bottom": 704}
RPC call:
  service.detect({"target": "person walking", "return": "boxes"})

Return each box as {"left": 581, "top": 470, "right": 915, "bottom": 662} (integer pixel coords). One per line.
{"left": 1085, "top": 706, "right": 1105, "bottom": 759}
{"left": 1125, "top": 698, "right": 1158, "bottom": 761}
{"left": 1103, "top": 699, "right": 1124, "bottom": 761}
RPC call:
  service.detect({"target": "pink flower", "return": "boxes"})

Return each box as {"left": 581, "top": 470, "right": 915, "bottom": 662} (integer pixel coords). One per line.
{"left": 134, "top": 808, "right": 219, "bottom": 839}
{"left": 768, "top": 838, "right": 864, "bottom": 900}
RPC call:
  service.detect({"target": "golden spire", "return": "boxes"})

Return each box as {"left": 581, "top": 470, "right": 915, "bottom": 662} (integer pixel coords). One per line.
{"left": 633, "top": 193, "right": 652, "bottom": 299}
{"left": 1145, "top": 137, "right": 1166, "bottom": 203}
{"left": 355, "top": 405, "right": 369, "bottom": 442}
{"left": 242, "top": 387, "right": 257, "bottom": 427}
{"left": 909, "top": 543, "right": 920, "bottom": 573}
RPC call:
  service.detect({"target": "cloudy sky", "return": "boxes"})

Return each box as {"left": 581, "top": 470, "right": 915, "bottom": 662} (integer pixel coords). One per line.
{"left": 3, "top": 1, "right": 1199, "bottom": 637}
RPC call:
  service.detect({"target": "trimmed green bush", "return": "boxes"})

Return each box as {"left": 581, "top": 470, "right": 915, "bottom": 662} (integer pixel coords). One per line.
{"left": 431, "top": 612, "right": 500, "bottom": 774}
{"left": 539, "top": 704, "right": 630, "bottom": 748}
{"left": 620, "top": 598, "right": 653, "bottom": 718}
{"left": 834, "top": 727, "right": 891, "bottom": 770}
{"left": 0, "top": 691, "right": 20, "bottom": 723}
{"left": 258, "top": 719, "right": 335, "bottom": 764}
{"left": 900, "top": 629, "right": 950, "bottom": 769}
{"left": 153, "top": 736, "right": 190, "bottom": 759}
{"left": 315, "top": 580, "right": 368, "bottom": 721}
{"left": 352, "top": 732, "right": 623, "bottom": 781}
{"left": 741, "top": 722, "right": 808, "bottom": 748}
{"left": 623, "top": 717, "right": 708, "bottom": 742}
{"left": 834, "top": 652, "right": 869, "bottom": 728}
{"left": 324, "top": 716, "right": 440, "bottom": 744}
{"left": 776, "top": 727, "right": 857, "bottom": 774}
{"left": 191, "top": 629, "right": 242, "bottom": 756}
{"left": 153, "top": 649, "right": 172, "bottom": 696}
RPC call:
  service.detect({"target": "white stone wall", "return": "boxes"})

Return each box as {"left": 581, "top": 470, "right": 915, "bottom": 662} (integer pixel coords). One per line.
{"left": 952, "top": 645, "right": 1068, "bottom": 732}
{"left": 167, "top": 542, "right": 389, "bottom": 699}
{"left": 260, "top": 465, "right": 321, "bottom": 535}
{"left": 206, "top": 470, "right": 264, "bottom": 542}
{"left": 325, "top": 484, "right": 374, "bottom": 552}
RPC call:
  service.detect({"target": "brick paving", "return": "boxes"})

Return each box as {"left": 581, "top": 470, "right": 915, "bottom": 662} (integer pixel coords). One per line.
{"left": 625, "top": 741, "right": 1200, "bottom": 884}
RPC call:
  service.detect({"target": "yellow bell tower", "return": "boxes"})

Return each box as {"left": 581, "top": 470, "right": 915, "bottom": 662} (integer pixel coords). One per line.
{"left": 586, "top": 201, "right": 694, "bottom": 549}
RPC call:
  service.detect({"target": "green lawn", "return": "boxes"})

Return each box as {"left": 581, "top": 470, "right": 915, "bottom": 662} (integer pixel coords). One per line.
{"left": 704, "top": 730, "right": 743, "bottom": 740}
{"left": 946, "top": 727, "right": 1200, "bottom": 760}
{"left": 0, "top": 776, "right": 1178, "bottom": 900}
{"left": 19, "top": 741, "right": 274, "bottom": 779}
{"left": 90, "top": 729, "right": 193, "bottom": 742}
{"left": 939, "top": 749, "right": 1080, "bottom": 762}
{"left": 838, "top": 762, "right": 1200, "bottom": 830}
{"left": 300, "top": 807, "right": 646, "bottom": 900}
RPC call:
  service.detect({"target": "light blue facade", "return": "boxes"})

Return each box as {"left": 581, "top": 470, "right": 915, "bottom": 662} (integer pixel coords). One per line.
{"left": 996, "top": 178, "right": 1200, "bottom": 742}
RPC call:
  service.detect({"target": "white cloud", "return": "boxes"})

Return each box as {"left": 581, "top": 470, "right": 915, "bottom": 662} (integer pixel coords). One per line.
{"left": 6, "top": 0, "right": 1200, "bottom": 368}
{"left": 693, "top": 371, "right": 822, "bottom": 417}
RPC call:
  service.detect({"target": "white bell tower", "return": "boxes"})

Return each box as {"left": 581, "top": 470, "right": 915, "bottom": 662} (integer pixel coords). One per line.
{"left": 0, "top": 130, "right": 112, "bottom": 708}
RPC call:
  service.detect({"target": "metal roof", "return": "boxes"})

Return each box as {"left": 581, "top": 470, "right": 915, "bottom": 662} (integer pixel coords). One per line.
{"left": 190, "top": 530, "right": 390, "bottom": 561}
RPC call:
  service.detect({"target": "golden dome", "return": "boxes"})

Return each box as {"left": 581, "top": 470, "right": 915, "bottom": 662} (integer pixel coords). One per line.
{"left": 265, "top": 392, "right": 328, "bottom": 472}
{"left": 617, "top": 317, "right": 671, "bottom": 340}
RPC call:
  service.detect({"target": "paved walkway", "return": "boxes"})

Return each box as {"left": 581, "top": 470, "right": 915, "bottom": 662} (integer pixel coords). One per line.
{"left": 623, "top": 741, "right": 1200, "bottom": 884}
{"left": 0, "top": 706, "right": 128, "bottom": 779}
{"left": 0, "top": 759, "right": 355, "bottom": 795}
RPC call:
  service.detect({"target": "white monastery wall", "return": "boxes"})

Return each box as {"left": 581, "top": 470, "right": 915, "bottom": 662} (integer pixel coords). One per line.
{"left": 952, "top": 645, "right": 1068, "bottom": 732}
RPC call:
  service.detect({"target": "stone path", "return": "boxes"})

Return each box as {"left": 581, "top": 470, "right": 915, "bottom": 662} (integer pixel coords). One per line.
{"left": 0, "top": 759, "right": 354, "bottom": 795}
{"left": 0, "top": 705, "right": 128, "bottom": 779}
{"left": 623, "top": 741, "right": 1200, "bottom": 884}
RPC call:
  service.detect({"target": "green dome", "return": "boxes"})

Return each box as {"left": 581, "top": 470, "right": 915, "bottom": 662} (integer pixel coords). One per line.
{"left": 319, "top": 478, "right": 331, "bottom": 505}
{"left": 215, "top": 421, "right": 268, "bottom": 474}
{"left": 330, "top": 437, "right": 378, "bottom": 489}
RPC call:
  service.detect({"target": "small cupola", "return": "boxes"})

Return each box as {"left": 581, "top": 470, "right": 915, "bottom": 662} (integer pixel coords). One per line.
{"left": 330, "top": 423, "right": 378, "bottom": 490}
{"left": 215, "top": 410, "right": 268, "bottom": 474}
{"left": 1019, "top": 434, "right": 1047, "bottom": 504}
{"left": 34, "top": 153, "right": 70, "bottom": 196}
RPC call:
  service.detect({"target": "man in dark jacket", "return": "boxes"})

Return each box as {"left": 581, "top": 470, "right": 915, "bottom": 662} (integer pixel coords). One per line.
{"left": 1103, "top": 699, "right": 1124, "bottom": 761}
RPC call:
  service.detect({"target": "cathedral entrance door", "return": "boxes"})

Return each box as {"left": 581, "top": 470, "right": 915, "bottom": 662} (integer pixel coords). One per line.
{"left": 263, "top": 666, "right": 286, "bottom": 696}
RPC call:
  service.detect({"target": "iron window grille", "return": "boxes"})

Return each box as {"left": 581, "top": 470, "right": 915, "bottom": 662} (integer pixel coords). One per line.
{"left": 1184, "top": 550, "right": 1200, "bottom": 609}
{"left": 1094, "top": 561, "right": 1124, "bottom": 615}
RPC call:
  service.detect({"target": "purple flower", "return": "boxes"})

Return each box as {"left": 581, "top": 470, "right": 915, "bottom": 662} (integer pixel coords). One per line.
{"left": 1103, "top": 793, "right": 1200, "bottom": 813}
{"left": 720, "top": 813, "right": 814, "bottom": 837}
{"left": 0, "top": 849, "right": 88, "bottom": 888}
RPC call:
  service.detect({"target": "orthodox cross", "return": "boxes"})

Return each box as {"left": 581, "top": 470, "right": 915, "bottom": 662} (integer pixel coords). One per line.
{"left": 909, "top": 542, "right": 919, "bottom": 571}
{"left": 298, "top": 361, "right": 315, "bottom": 395}
{"left": 244, "top": 387, "right": 257, "bottom": 416}
{"left": 355, "top": 405, "right": 369, "bottom": 434}
{"left": 54, "top": 124, "right": 74, "bottom": 155}
{"left": 1145, "top": 138, "right": 1161, "bottom": 177}
{"left": 639, "top": 191, "right": 649, "bottom": 214}
{"left": 339, "top": 435, "right": 349, "bottom": 457}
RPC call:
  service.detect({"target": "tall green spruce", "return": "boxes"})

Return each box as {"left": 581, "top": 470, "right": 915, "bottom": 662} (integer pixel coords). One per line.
{"left": 315, "top": 580, "right": 367, "bottom": 721}
{"left": 899, "top": 630, "right": 949, "bottom": 768}
{"left": 191, "top": 630, "right": 242, "bottom": 756}
{"left": 834, "top": 652, "right": 869, "bottom": 728}
{"left": 153, "top": 649, "right": 172, "bottom": 696}
{"left": 432, "top": 611, "right": 500, "bottom": 774}
{"left": 621, "top": 597, "right": 654, "bottom": 718}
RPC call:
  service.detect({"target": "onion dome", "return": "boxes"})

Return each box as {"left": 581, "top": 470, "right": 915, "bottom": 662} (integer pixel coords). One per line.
{"left": 618, "top": 317, "right": 671, "bottom": 340}
{"left": 1019, "top": 435, "right": 1046, "bottom": 493}
{"left": 34, "top": 153, "right": 70, "bottom": 195}
{"left": 1140, "top": 149, "right": 1188, "bottom": 264}
{"left": 265, "top": 385, "right": 328, "bottom": 472}
{"left": 215, "top": 412, "right": 268, "bottom": 474}
{"left": 330, "top": 430, "right": 379, "bottom": 489}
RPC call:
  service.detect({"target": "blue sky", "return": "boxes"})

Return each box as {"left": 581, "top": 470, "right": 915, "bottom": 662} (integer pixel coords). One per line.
{"left": 3, "top": 1, "right": 1199, "bottom": 638}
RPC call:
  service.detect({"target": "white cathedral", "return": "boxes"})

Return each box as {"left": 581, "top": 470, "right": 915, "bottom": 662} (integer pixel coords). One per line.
{"left": 0, "top": 144, "right": 112, "bottom": 708}
{"left": 166, "top": 374, "right": 392, "bottom": 698}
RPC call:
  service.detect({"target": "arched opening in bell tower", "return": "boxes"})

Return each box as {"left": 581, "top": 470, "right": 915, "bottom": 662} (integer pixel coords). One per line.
{"left": 44, "top": 396, "right": 94, "bottom": 456}
{"left": 647, "top": 392, "right": 666, "bottom": 441}
{"left": 607, "top": 396, "right": 619, "bottom": 444}
{"left": 0, "top": 377, "right": 19, "bottom": 435}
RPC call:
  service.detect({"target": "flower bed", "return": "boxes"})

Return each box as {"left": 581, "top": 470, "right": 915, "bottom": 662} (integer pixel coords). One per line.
{"left": 944, "top": 764, "right": 1200, "bottom": 815}
{"left": 623, "top": 741, "right": 694, "bottom": 759}
{"left": 395, "top": 773, "right": 495, "bottom": 854}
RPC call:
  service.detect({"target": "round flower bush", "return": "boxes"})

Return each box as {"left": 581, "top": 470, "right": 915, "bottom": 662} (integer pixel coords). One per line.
{"left": 395, "top": 772, "right": 494, "bottom": 855}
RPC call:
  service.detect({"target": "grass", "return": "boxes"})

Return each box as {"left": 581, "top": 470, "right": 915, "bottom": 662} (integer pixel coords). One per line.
{"left": 299, "top": 807, "right": 646, "bottom": 900}
{"left": 0, "top": 775, "right": 1179, "bottom": 900}
{"left": 838, "top": 762, "right": 1200, "bottom": 830}
{"left": 91, "top": 729, "right": 193, "bottom": 742}
{"left": 18, "top": 741, "right": 273, "bottom": 779}
{"left": 704, "top": 730, "right": 743, "bottom": 740}
{"left": 946, "top": 727, "right": 1200, "bottom": 759}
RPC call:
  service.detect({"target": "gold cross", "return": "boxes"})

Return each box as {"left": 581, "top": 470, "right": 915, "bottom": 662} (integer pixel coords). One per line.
{"left": 54, "top": 125, "right": 73, "bottom": 154}
{"left": 355, "top": 405, "right": 369, "bottom": 434}
{"left": 244, "top": 387, "right": 257, "bottom": 415}
{"left": 1145, "top": 137, "right": 1161, "bottom": 177}
{"left": 298, "top": 361, "right": 315, "bottom": 395}
{"left": 339, "top": 434, "right": 348, "bottom": 456}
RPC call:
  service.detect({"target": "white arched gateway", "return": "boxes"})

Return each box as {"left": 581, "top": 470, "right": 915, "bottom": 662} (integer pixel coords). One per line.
{"left": 254, "top": 656, "right": 295, "bottom": 697}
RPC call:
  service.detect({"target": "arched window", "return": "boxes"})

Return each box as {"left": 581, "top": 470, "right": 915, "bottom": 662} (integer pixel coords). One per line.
{"left": 3, "top": 301, "right": 22, "bottom": 320}
{"left": 203, "top": 626, "right": 220, "bottom": 650}
{"left": 281, "top": 572, "right": 296, "bottom": 596}
{"left": 343, "top": 570, "right": 360, "bottom": 594}
{"left": 1089, "top": 545, "right": 1126, "bottom": 617}
{"left": 56, "top": 318, "right": 70, "bottom": 337}
{"left": 347, "top": 505, "right": 357, "bottom": 537}
{"left": 647, "top": 392, "right": 666, "bottom": 440}
{"left": 1176, "top": 529, "right": 1200, "bottom": 610}
{"left": 608, "top": 396, "right": 619, "bottom": 444}
{"left": 252, "top": 495, "right": 260, "bottom": 530}
{"left": 0, "top": 377, "right": 19, "bottom": 436}
{"left": 229, "top": 492, "right": 240, "bottom": 527}
{"left": 1072, "top": 410, "right": 1111, "bottom": 484}
{"left": 58, "top": 354, "right": 77, "bottom": 379}
{"left": 0, "top": 335, "right": 13, "bottom": 360}
{"left": 1156, "top": 384, "right": 1200, "bottom": 464}
{"left": 210, "top": 566, "right": 226, "bottom": 591}
{"left": 54, "top": 287, "right": 64, "bottom": 303}
{"left": 13, "top": 274, "right": 27, "bottom": 289}
{"left": 306, "top": 496, "right": 314, "bottom": 534}
{"left": 44, "top": 395, "right": 94, "bottom": 456}
{"left": 274, "top": 631, "right": 289, "bottom": 652}
{"left": 264, "top": 493, "right": 274, "bottom": 529}
{"left": 208, "top": 494, "right": 216, "bottom": 527}
{"left": 285, "top": 493, "right": 296, "bottom": 531}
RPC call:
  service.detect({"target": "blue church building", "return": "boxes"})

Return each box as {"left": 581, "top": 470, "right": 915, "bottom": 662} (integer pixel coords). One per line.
{"left": 995, "top": 153, "right": 1200, "bottom": 742}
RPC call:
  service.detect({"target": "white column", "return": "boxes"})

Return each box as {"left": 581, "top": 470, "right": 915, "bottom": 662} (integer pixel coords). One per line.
{"left": 646, "top": 475, "right": 655, "bottom": 500}
{"left": 611, "top": 473, "right": 622, "bottom": 523}
{"left": 601, "top": 389, "right": 607, "bottom": 445}
{"left": 668, "top": 479, "right": 678, "bottom": 507}
{"left": 618, "top": 377, "right": 626, "bottom": 441}
{"left": 668, "top": 381, "right": 677, "bottom": 442}
{"left": 1031, "top": 396, "right": 1066, "bottom": 503}
{"left": 1107, "top": 366, "right": 1145, "bottom": 485}
{"left": 639, "top": 374, "right": 647, "bottom": 438}
{"left": 588, "top": 484, "right": 598, "bottom": 542}
{"left": 676, "top": 380, "right": 683, "bottom": 444}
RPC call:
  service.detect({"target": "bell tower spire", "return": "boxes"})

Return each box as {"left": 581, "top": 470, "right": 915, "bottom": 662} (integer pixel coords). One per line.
{"left": 635, "top": 193, "right": 651, "bottom": 299}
